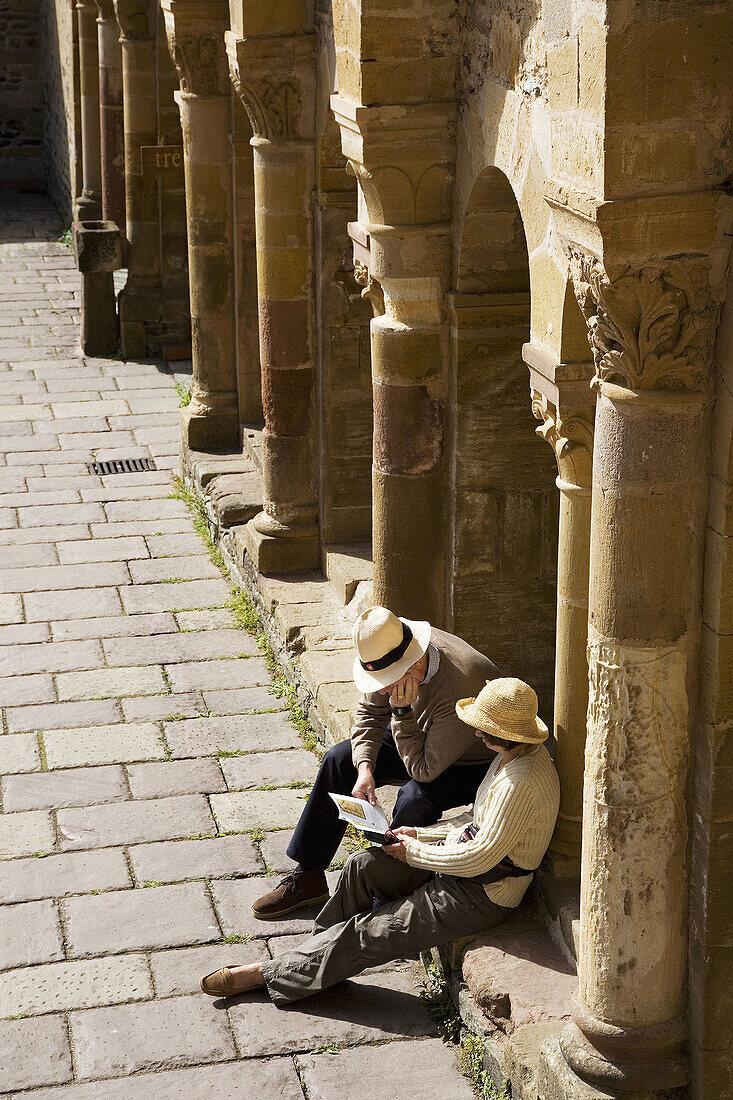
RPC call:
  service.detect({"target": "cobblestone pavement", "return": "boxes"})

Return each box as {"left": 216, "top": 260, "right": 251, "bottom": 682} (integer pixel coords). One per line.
{"left": 0, "top": 196, "right": 475, "bottom": 1098}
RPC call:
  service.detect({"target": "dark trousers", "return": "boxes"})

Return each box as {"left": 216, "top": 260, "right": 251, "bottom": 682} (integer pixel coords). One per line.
{"left": 286, "top": 728, "right": 490, "bottom": 871}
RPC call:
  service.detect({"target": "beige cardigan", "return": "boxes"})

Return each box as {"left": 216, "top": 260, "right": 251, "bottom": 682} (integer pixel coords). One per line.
{"left": 405, "top": 744, "right": 560, "bottom": 907}
{"left": 350, "top": 628, "right": 499, "bottom": 782}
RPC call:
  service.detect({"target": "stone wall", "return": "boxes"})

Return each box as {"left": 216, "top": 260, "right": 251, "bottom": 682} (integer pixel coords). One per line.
{"left": 43, "top": 0, "right": 80, "bottom": 223}
{"left": 0, "top": 0, "right": 45, "bottom": 191}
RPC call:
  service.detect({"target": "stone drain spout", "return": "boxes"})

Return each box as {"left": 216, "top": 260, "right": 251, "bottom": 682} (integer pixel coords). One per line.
{"left": 72, "top": 219, "right": 122, "bottom": 357}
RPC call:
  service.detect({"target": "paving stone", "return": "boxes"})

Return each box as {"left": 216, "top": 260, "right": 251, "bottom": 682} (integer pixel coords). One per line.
{"left": 57, "top": 795, "right": 215, "bottom": 850}
{"left": 202, "top": 685, "right": 287, "bottom": 714}
{"left": 0, "top": 522, "right": 90, "bottom": 544}
{"left": 0, "top": 672, "right": 55, "bottom": 706}
{"left": 295, "top": 1038, "right": 474, "bottom": 1100}
{"left": 56, "top": 664, "right": 166, "bottom": 700}
{"left": 229, "top": 970, "right": 438, "bottom": 1056}
{"left": 52, "top": 611, "right": 177, "bottom": 641}
{"left": 0, "top": 1016, "right": 73, "bottom": 1092}
{"left": 0, "top": 562, "right": 129, "bottom": 594}
{"left": 211, "top": 789, "right": 309, "bottom": 832}
{"left": 120, "top": 577, "right": 230, "bottom": 613}
{"left": 147, "top": 532, "right": 211, "bottom": 558}
{"left": 166, "top": 713, "right": 301, "bottom": 757}
{"left": 17, "top": 502, "right": 105, "bottom": 527}
{"left": 64, "top": 882, "right": 220, "bottom": 956}
{"left": 57, "top": 536, "right": 149, "bottom": 564}
{"left": 0, "top": 621, "right": 50, "bottom": 645}
{"left": 0, "top": 402, "right": 52, "bottom": 421}
{"left": 0, "top": 489, "right": 81, "bottom": 508}
{"left": 103, "top": 628, "right": 257, "bottom": 667}
{"left": 126, "top": 758, "right": 226, "bottom": 799}
{"left": 121, "top": 692, "right": 205, "bottom": 722}
{"left": 0, "top": 592, "right": 22, "bottom": 624}
{"left": 49, "top": 399, "right": 129, "bottom": 419}
{"left": 2, "top": 766, "right": 128, "bottom": 811}
{"left": 166, "top": 656, "right": 269, "bottom": 693}
{"left": 0, "top": 731, "right": 41, "bottom": 772}
{"left": 0, "top": 542, "right": 58, "bottom": 568}
{"left": 210, "top": 874, "right": 340, "bottom": 939}
{"left": 221, "top": 749, "right": 317, "bottom": 791}
{"left": 89, "top": 517, "right": 193, "bottom": 539}
{"left": 44, "top": 722, "right": 165, "bottom": 768}
{"left": 105, "top": 498, "right": 189, "bottom": 522}
{"left": 129, "top": 834, "right": 261, "bottom": 885}
{"left": 0, "top": 638, "right": 103, "bottom": 676}
{"left": 0, "top": 809, "right": 55, "bottom": 857}
{"left": 0, "top": 954, "right": 152, "bottom": 1017}
{"left": 6, "top": 698, "right": 122, "bottom": 733}
{"left": 260, "top": 830, "right": 349, "bottom": 874}
{"left": 0, "top": 848, "right": 131, "bottom": 903}
{"left": 0, "top": 899, "right": 64, "bottom": 969}
{"left": 151, "top": 940, "right": 269, "bottom": 997}
{"left": 129, "top": 554, "right": 221, "bottom": 583}
{"left": 69, "top": 995, "right": 235, "bottom": 1079}
{"left": 25, "top": 586, "right": 123, "bottom": 621}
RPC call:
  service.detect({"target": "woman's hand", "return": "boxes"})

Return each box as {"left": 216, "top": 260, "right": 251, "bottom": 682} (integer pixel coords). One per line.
{"left": 382, "top": 838, "right": 409, "bottom": 862}
{"left": 392, "top": 827, "right": 417, "bottom": 840}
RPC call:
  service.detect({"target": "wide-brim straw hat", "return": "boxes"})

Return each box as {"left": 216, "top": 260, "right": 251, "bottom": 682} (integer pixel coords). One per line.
{"left": 455, "top": 677, "right": 548, "bottom": 744}
{"left": 352, "top": 606, "right": 431, "bottom": 693}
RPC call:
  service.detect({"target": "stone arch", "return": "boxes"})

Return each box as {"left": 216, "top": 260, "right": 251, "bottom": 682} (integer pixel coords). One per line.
{"left": 449, "top": 164, "right": 559, "bottom": 719}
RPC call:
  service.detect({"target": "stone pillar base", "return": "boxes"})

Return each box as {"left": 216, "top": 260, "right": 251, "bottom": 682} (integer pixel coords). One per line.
{"left": 119, "top": 321, "right": 147, "bottom": 360}
{"left": 181, "top": 405, "right": 239, "bottom": 453}
{"left": 243, "top": 517, "right": 319, "bottom": 574}
{"left": 560, "top": 1019, "right": 688, "bottom": 1095}
{"left": 80, "top": 272, "right": 117, "bottom": 357}
{"left": 539, "top": 1036, "right": 686, "bottom": 1100}
{"left": 75, "top": 191, "right": 103, "bottom": 221}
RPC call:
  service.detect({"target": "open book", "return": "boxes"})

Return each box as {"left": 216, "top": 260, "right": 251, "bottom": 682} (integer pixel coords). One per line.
{"left": 328, "top": 793, "right": 396, "bottom": 844}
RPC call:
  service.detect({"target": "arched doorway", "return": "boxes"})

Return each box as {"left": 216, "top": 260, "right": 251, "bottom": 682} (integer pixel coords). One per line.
{"left": 449, "top": 167, "right": 559, "bottom": 719}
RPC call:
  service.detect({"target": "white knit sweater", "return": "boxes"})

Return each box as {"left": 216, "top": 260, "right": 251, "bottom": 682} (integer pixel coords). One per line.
{"left": 405, "top": 744, "right": 560, "bottom": 907}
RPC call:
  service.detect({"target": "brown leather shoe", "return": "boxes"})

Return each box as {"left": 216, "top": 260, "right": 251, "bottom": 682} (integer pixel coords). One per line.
{"left": 251, "top": 869, "right": 329, "bottom": 921}
{"left": 200, "top": 966, "right": 239, "bottom": 997}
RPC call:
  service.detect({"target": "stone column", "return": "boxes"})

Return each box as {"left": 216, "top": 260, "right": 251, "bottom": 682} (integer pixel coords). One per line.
{"left": 75, "top": 0, "right": 103, "bottom": 220}
{"left": 228, "top": 32, "right": 320, "bottom": 573}
{"left": 162, "top": 1, "right": 238, "bottom": 451}
{"left": 528, "top": 349, "right": 594, "bottom": 875}
{"left": 114, "top": 0, "right": 160, "bottom": 358}
{"left": 367, "top": 227, "right": 451, "bottom": 623}
{"left": 557, "top": 258, "right": 715, "bottom": 1094}
{"left": 95, "top": 0, "right": 125, "bottom": 231}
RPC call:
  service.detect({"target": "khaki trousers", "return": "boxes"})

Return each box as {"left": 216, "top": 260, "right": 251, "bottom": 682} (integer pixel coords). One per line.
{"left": 261, "top": 848, "right": 511, "bottom": 1006}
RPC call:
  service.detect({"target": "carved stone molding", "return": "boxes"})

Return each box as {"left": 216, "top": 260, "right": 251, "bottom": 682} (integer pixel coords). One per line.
{"left": 226, "top": 32, "right": 315, "bottom": 142}
{"left": 568, "top": 247, "right": 717, "bottom": 393}
{"left": 531, "top": 390, "right": 594, "bottom": 488}
{"left": 113, "top": 0, "right": 152, "bottom": 40}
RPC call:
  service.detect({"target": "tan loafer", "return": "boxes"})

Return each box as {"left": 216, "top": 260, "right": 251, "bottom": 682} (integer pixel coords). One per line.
{"left": 200, "top": 966, "right": 239, "bottom": 998}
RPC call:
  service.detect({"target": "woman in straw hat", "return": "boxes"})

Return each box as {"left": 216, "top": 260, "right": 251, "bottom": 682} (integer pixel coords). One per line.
{"left": 200, "top": 678, "right": 560, "bottom": 1004}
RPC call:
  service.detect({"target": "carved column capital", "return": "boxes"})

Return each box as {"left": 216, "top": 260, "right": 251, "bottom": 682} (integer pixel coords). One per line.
{"left": 160, "top": 0, "right": 229, "bottom": 96}
{"left": 113, "top": 0, "right": 154, "bottom": 40}
{"left": 353, "top": 260, "right": 385, "bottom": 318}
{"left": 531, "top": 390, "right": 594, "bottom": 490}
{"left": 225, "top": 31, "right": 315, "bottom": 142}
{"left": 92, "top": 0, "right": 115, "bottom": 20}
{"left": 567, "top": 246, "right": 719, "bottom": 394}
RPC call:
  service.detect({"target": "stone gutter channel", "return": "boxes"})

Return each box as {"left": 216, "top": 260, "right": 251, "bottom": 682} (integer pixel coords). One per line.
{"left": 180, "top": 450, "right": 586, "bottom": 1100}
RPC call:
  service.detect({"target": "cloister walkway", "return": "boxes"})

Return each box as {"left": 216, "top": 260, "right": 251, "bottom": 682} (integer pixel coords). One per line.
{"left": 0, "top": 195, "right": 474, "bottom": 1099}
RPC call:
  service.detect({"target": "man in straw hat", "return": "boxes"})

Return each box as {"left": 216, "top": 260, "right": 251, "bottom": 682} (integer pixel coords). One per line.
{"left": 200, "top": 677, "right": 560, "bottom": 1002}
{"left": 250, "top": 606, "right": 500, "bottom": 920}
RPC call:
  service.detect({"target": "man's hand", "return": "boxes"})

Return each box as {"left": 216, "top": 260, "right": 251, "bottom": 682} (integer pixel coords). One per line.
{"left": 389, "top": 674, "right": 420, "bottom": 711}
{"left": 351, "top": 761, "right": 377, "bottom": 806}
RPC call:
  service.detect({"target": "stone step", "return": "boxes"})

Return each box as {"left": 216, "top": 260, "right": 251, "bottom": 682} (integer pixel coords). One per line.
{"left": 324, "top": 544, "right": 373, "bottom": 605}
{"left": 536, "top": 871, "right": 581, "bottom": 968}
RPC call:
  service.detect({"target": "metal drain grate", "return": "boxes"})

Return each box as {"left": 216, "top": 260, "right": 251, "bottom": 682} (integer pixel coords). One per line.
{"left": 87, "top": 457, "right": 157, "bottom": 476}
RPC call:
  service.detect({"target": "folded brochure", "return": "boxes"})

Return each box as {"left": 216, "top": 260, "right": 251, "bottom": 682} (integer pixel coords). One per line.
{"left": 328, "top": 792, "right": 395, "bottom": 843}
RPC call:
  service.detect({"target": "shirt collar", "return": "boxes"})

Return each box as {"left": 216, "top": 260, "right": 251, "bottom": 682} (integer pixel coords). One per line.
{"left": 422, "top": 643, "right": 440, "bottom": 686}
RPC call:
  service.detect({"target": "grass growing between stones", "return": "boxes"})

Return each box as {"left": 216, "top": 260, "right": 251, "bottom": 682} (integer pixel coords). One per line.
{"left": 175, "top": 381, "right": 192, "bottom": 407}
{"left": 169, "top": 477, "right": 227, "bottom": 576}
{"left": 420, "top": 959, "right": 509, "bottom": 1100}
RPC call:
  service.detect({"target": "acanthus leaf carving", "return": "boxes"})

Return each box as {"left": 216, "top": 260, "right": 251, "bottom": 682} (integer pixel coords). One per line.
{"left": 165, "top": 22, "right": 228, "bottom": 96}
{"left": 261, "top": 80, "right": 302, "bottom": 140}
{"left": 567, "top": 247, "right": 717, "bottom": 393}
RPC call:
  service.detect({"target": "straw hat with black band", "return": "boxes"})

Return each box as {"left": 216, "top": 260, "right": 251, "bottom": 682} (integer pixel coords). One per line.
{"left": 352, "top": 607, "right": 432, "bottom": 694}
{"left": 455, "top": 677, "right": 548, "bottom": 744}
